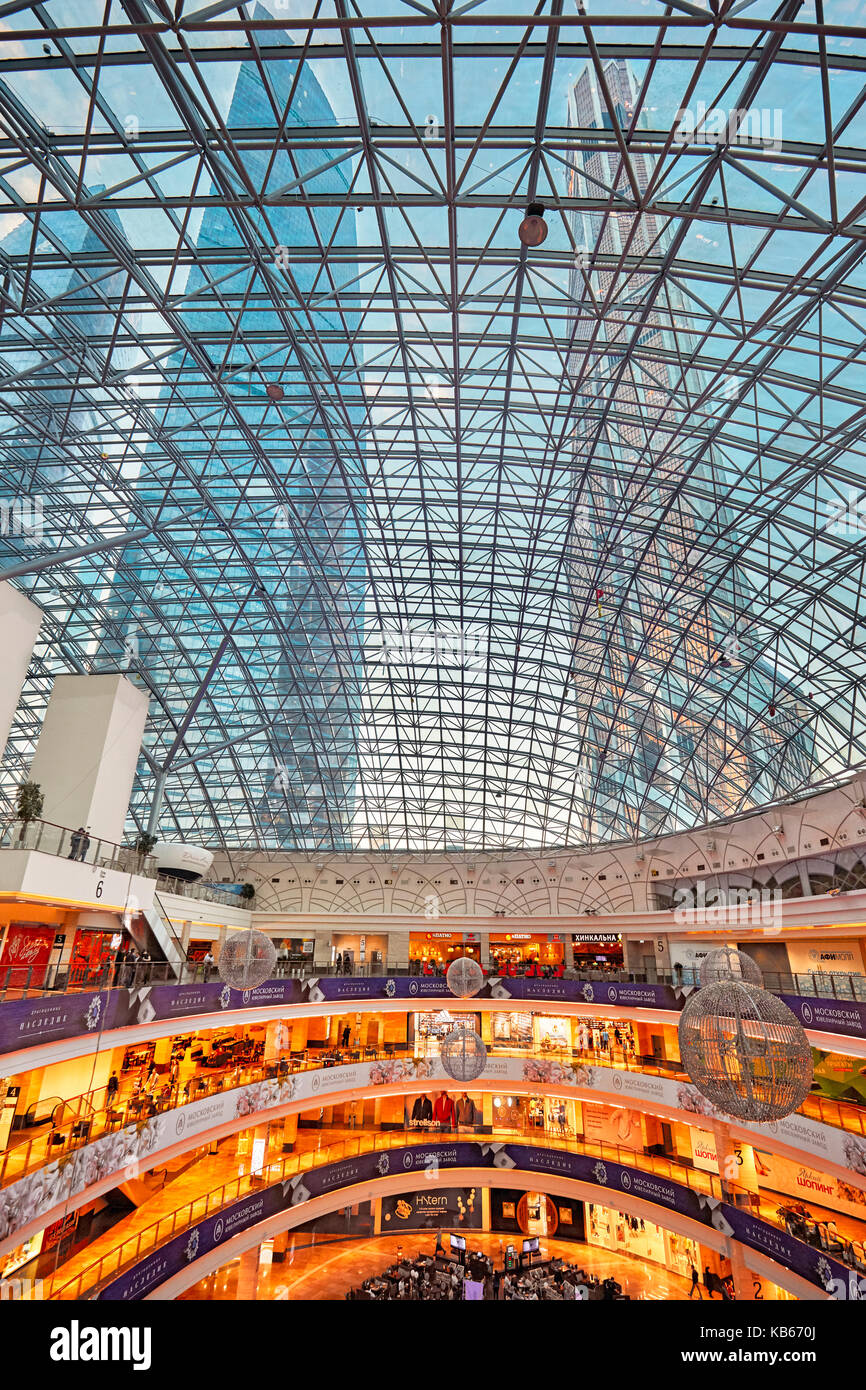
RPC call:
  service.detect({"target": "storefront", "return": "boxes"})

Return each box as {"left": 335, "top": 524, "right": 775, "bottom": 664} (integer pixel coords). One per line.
{"left": 331, "top": 933, "right": 388, "bottom": 974}
{"left": 490, "top": 1188, "right": 585, "bottom": 1242}
{"left": 410, "top": 1010, "right": 481, "bottom": 1057}
{"left": 534, "top": 1015, "right": 573, "bottom": 1054}
{"left": 270, "top": 937, "right": 314, "bottom": 970}
{"left": 586, "top": 1204, "right": 700, "bottom": 1279}
{"left": 571, "top": 931, "right": 623, "bottom": 972}
{"left": 573, "top": 1015, "right": 637, "bottom": 1056}
{"left": 0, "top": 923, "right": 58, "bottom": 988}
{"left": 492, "top": 1093, "right": 576, "bottom": 1137}
{"left": 408, "top": 932, "right": 481, "bottom": 972}
{"left": 491, "top": 1094, "right": 526, "bottom": 1130}
{"left": 490, "top": 933, "right": 563, "bottom": 971}
{"left": 69, "top": 926, "right": 129, "bottom": 986}
{"left": 784, "top": 938, "right": 864, "bottom": 980}
{"left": 490, "top": 1011, "right": 534, "bottom": 1049}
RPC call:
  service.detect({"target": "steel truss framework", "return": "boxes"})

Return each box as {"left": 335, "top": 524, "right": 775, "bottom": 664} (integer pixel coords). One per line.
{"left": 0, "top": 0, "right": 865, "bottom": 853}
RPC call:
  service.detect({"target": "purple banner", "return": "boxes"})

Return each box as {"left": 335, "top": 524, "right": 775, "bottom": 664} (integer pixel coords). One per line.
{"left": 778, "top": 994, "right": 866, "bottom": 1040}
{"left": 2, "top": 976, "right": 862, "bottom": 1060}
{"left": 96, "top": 1140, "right": 850, "bottom": 1301}
{"left": 0, "top": 988, "right": 113, "bottom": 1056}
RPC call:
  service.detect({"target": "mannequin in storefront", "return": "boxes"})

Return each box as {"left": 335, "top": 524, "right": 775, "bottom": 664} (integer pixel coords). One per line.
{"left": 411, "top": 1093, "right": 433, "bottom": 1127}
{"left": 455, "top": 1092, "right": 476, "bottom": 1130}
{"left": 433, "top": 1091, "right": 455, "bottom": 1130}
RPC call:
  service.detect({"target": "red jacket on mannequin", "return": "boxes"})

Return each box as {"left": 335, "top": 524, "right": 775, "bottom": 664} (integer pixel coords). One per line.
{"left": 433, "top": 1092, "right": 455, "bottom": 1126}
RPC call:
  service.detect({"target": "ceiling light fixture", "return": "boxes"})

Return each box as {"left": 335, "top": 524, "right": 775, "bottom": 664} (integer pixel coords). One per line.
{"left": 518, "top": 202, "right": 548, "bottom": 247}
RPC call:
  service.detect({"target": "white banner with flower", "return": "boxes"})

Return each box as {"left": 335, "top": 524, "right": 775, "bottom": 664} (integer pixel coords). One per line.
{"left": 1, "top": 1054, "right": 863, "bottom": 1253}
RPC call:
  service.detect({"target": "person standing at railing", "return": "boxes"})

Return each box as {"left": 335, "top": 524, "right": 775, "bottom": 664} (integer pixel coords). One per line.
{"left": 112, "top": 945, "right": 128, "bottom": 988}
{"left": 68, "top": 826, "right": 85, "bottom": 860}
{"left": 78, "top": 827, "right": 91, "bottom": 863}
{"left": 135, "top": 949, "right": 152, "bottom": 987}
{"left": 202, "top": 949, "right": 215, "bottom": 983}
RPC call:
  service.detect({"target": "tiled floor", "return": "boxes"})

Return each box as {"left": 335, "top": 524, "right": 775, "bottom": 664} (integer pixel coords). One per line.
{"left": 179, "top": 1231, "right": 700, "bottom": 1302}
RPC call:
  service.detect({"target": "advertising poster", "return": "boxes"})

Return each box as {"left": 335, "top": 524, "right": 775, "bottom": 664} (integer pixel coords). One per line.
{"left": 582, "top": 1102, "right": 644, "bottom": 1150}
{"left": 380, "top": 1187, "right": 482, "bottom": 1230}
{"left": 0, "top": 925, "right": 56, "bottom": 989}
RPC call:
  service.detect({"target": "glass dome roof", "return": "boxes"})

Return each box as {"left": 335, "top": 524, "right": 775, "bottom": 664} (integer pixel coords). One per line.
{"left": 1, "top": 0, "right": 864, "bottom": 853}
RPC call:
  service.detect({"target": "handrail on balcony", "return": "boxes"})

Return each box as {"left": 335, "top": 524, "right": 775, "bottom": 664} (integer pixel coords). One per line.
{"left": 48, "top": 1126, "right": 729, "bottom": 1301}
{"left": 4, "top": 1037, "right": 864, "bottom": 1211}
{"left": 0, "top": 817, "right": 157, "bottom": 878}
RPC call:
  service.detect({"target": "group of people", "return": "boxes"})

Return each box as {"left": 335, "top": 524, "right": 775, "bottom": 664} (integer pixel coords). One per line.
{"left": 66, "top": 826, "right": 92, "bottom": 862}
{"left": 409, "top": 1090, "right": 477, "bottom": 1130}
{"left": 409, "top": 956, "right": 567, "bottom": 979}
{"left": 333, "top": 953, "right": 354, "bottom": 976}
{"left": 347, "top": 1245, "right": 627, "bottom": 1302}
{"left": 688, "top": 1262, "right": 734, "bottom": 1300}
{"left": 494, "top": 958, "right": 566, "bottom": 979}
{"left": 502, "top": 1262, "right": 624, "bottom": 1301}
{"left": 111, "top": 945, "right": 153, "bottom": 988}
{"left": 348, "top": 1247, "right": 496, "bottom": 1301}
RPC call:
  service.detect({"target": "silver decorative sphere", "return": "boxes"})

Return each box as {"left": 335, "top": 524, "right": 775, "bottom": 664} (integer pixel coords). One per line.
{"left": 218, "top": 930, "right": 277, "bottom": 992}
{"left": 440, "top": 1026, "right": 488, "bottom": 1083}
{"left": 678, "top": 981, "right": 812, "bottom": 1122}
{"left": 699, "top": 946, "right": 763, "bottom": 988}
{"left": 446, "top": 956, "right": 484, "bottom": 999}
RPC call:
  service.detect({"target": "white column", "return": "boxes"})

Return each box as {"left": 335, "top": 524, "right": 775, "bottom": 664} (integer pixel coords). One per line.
{"left": 27, "top": 673, "right": 149, "bottom": 842}
{"left": 0, "top": 583, "right": 43, "bottom": 762}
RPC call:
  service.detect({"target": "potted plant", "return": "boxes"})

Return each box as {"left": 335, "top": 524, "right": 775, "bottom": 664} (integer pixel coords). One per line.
{"left": 240, "top": 882, "right": 256, "bottom": 901}
{"left": 15, "top": 781, "right": 44, "bottom": 843}
{"left": 134, "top": 833, "right": 158, "bottom": 868}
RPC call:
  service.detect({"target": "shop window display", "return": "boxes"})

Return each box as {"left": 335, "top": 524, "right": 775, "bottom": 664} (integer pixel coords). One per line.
{"left": 574, "top": 1017, "right": 637, "bottom": 1057}
{"left": 491, "top": 1012, "right": 534, "bottom": 1049}
{"left": 534, "top": 1016, "right": 572, "bottom": 1054}
{"left": 411, "top": 1011, "right": 479, "bottom": 1057}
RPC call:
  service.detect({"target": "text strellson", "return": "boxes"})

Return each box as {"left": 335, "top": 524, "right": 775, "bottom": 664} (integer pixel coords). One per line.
{"left": 49, "top": 1321, "right": 152, "bottom": 1371}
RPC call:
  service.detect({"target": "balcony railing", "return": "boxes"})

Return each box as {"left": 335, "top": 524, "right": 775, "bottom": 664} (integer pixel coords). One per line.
{"left": 45, "top": 1120, "right": 866, "bottom": 1302}
{"left": 0, "top": 817, "right": 156, "bottom": 878}
{"left": 47, "top": 1126, "right": 730, "bottom": 1301}
{"left": 1, "top": 958, "right": 864, "bottom": 1006}
{"left": 155, "top": 875, "right": 250, "bottom": 908}
{"left": 4, "top": 1041, "right": 864, "bottom": 1196}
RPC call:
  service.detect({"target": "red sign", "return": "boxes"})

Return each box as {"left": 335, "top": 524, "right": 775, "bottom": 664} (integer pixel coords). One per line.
{"left": 0, "top": 925, "right": 55, "bottom": 988}
{"left": 71, "top": 929, "right": 115, "bottom": 984}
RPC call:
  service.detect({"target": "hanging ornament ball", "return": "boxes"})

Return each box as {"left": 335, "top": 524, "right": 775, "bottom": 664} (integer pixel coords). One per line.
{"left": 440, "top": 1026, "right": 488, "bottom": 1083}
{"left": 266, "top": 383, "right": 285, "bottom": 401}
{"left": 699, "top": 946, "right": 763, "bottom": 989}
{"left": 218, "top": 929, "right": 277, "bottom": 992}
{"left": 446, "top": 956, "right": 484, "bottom": 999}
{"left": 678, "top": 981, "right": 812, "bottom": 1123}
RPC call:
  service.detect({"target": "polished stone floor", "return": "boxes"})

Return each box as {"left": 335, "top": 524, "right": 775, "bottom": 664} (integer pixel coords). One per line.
{"left": 179, "top": 1231, "right": 701, "bottom": 1302}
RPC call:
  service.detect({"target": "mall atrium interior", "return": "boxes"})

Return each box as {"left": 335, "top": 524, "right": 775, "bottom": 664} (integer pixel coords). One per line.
{"left": 0, "top": 0, "right": 865, "bottom": 1311}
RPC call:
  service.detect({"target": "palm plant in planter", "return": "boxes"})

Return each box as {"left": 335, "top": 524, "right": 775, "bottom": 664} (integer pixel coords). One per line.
{"left": 15, "top": 781, "right": 44, "bottom": 842}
